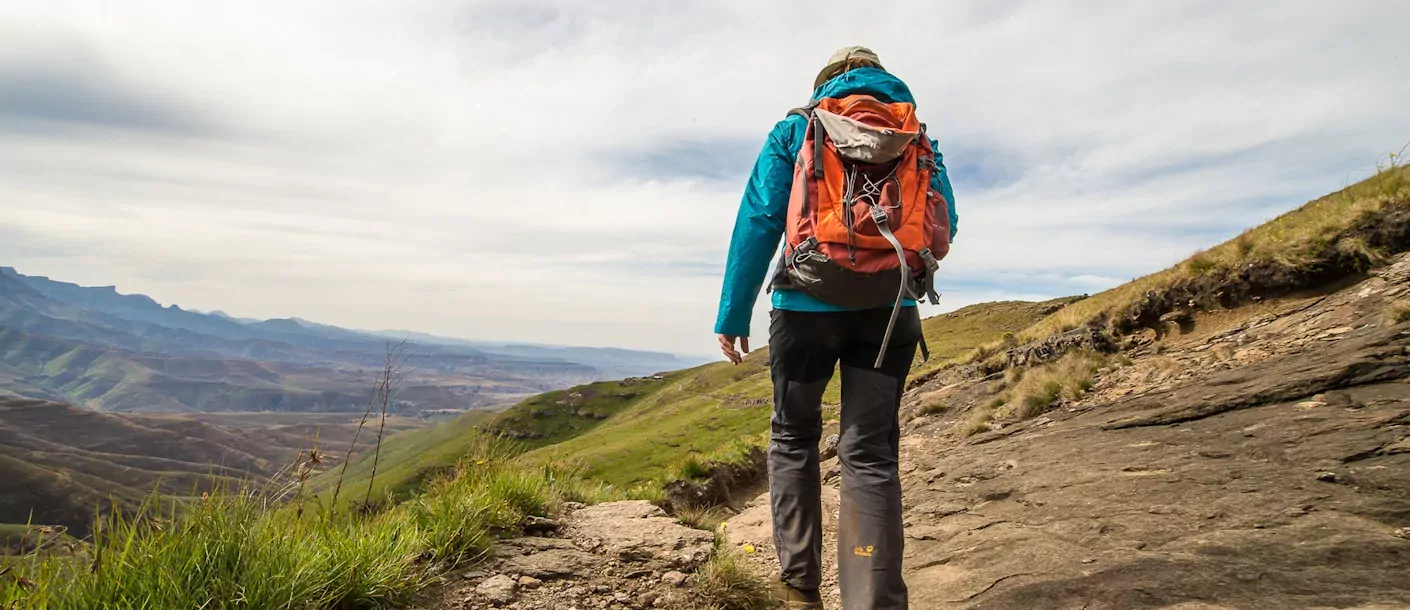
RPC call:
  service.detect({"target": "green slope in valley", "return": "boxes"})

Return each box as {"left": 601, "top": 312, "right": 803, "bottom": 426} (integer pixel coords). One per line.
{"left": 515, "top": 298, "right": 1077, "bottom": 488}
{"left": 328, "top": 298, "right": 1075, "bottom": 495}
{"left": 311, "top": 408, "right": 496, "bottom": 504}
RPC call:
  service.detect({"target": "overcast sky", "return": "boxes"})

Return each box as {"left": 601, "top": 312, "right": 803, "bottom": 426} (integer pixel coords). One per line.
{"left": 3, "top": 1, "right": 1409, "bottom": 355}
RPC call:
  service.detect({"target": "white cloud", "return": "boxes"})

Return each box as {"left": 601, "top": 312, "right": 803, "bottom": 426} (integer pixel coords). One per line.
{"left": 2, "top": 0, "right": 1408, "bottom": 355}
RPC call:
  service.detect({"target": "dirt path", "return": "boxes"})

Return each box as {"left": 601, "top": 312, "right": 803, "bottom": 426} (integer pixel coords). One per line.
{"left": 725, "top": 256, "right": 1410, "bottom": 609}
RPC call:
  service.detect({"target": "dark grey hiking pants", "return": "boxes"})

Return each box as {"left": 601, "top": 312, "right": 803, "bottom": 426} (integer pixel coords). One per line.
{"left": 768, "top": 308, "right": 919, "bottom": 610}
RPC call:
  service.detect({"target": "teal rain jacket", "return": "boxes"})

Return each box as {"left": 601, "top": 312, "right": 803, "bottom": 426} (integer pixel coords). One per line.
{"left": 714, "top": 67, "right": 958, "bottom": 338}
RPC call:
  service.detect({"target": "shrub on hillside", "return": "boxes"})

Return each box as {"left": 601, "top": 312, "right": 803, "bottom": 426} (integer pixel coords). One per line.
{"left": 674, "top": 505, "right": 729, "bottom": 533}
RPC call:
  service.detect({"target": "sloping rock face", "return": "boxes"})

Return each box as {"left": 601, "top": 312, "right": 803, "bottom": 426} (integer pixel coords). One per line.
{"left": 727, "top": 256, "right": 1410, "bottom": 609}
{"left": 566, "top": 501, "right": 715, "bottom": 571}
{"left": 417, "top": 501, "right": 714, "bottom": 609}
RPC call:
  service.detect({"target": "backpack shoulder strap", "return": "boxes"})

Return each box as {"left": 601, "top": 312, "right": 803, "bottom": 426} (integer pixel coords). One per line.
{"left": 786, "top": 102, "right": 818, "bottom": 119}
{"left": 786, "top": 104, "right": 826, "bottom": 179}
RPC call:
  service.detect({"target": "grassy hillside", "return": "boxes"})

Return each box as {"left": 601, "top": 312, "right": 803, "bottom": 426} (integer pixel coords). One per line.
{"left": 481, "top": 376, "right": 676, "bottom": 448}
{"left": 1023, "top": 164, "right": 1410, "bottom": 341}
{"left": 314, "top": 299, "right": 1076, "bottom": 496}
{"left": 310, "top": 409, "right": 494, "bottom": 504}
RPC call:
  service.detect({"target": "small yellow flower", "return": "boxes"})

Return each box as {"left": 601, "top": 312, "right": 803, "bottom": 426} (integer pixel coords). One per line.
{"left": 743, "top": 544, "right": 756, "bottom": 554}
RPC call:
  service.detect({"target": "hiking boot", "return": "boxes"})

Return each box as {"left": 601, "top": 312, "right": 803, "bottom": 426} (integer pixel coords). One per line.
{"left": 771, "top": 582, "right": 823, "bottom": 609}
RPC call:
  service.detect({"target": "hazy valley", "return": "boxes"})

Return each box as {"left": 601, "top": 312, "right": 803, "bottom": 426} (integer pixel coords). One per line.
{"left": 0, "top": 267, "right": 703, "bottom": 537}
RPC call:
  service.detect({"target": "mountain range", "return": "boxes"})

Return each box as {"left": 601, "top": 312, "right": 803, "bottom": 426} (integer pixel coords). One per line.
{"left": 0, "top": 267, "right": 706, "bottom": 414}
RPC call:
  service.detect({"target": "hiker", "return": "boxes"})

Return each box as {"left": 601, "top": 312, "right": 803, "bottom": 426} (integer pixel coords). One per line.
{"left": 715, "top": 46, "right": 957, "bottom": 609}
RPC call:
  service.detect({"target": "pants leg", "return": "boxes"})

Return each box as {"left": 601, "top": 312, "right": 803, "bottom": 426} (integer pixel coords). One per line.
{"left": 836, "top": 308, "right": 919, "bottom": 610}
{"left": 768, "top": 310, "right": 843, "bottom": 591}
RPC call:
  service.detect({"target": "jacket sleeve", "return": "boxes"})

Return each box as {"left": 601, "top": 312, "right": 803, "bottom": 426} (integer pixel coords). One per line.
{"left": 930, "top": 138, "right": 959, "bottom": 241}
{"left": 714, "top": 119, "right": 799, "bottom": 338}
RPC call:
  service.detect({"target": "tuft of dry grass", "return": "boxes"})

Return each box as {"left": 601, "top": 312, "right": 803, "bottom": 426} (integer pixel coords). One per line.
{"left": 1336, "top": 236, "right": 1389, "bottom": 266}
{"left": 961, "top": 406, "right": 996, "bottom": 437}
{"left": 1148, "top": 356, "right": 1184, "bottom": 383}
{"left": 690, "top": 548, "right": 773, "bottom": 610}
{"left": 1000, "top": 352, "right": 1104, "bottom": 421}
{"left": 1016, "top": 380, "right": 1064, "bottom": 420}
{"left": 918, "top": 398, "right": 949, "bottom": 417}
{"left": 674, "top": 505, "right": 729, "bottom": 533}
{"left": 1388, "top": 300, "right": 1410, "bottom": 325}
{"left": 1187, "top": 251, "right": 1220, "bottom": 276}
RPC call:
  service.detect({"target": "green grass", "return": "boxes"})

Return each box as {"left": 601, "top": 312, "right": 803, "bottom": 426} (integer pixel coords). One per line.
{"left": 310, "top": 409, "right": 493, "bottom": 504}
{"left": 0, "top": 523, "right": 44, "bottom": 555}
{"left": 0, "top": 433, "right": 613, "bottom": 609}
{"left": 482, "top": 377, "right": 675, "bottom": 450}
{"left": 667, "top": 434, "right": 769, "bottom": 490}
{"left": 461, "top": 359, "right": 775, "bottom": 491}
{"left": 1021, "top": 165, "right": 1410, "bottom": 342}
{"left": 674, "top": 455, "right": 712, "bottom": 481}
{"left": 519, "top": 374, "right": 774, "bottom": 491}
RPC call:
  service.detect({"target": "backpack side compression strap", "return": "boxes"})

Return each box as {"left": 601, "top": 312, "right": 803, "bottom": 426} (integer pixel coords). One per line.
{"left": 868, "top": 205, "right": 910, "bottom": 369}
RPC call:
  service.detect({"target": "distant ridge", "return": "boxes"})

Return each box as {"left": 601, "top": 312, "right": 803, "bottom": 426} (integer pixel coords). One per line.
{"left": 0, "top": 267, "right": 700, "bottom": 413}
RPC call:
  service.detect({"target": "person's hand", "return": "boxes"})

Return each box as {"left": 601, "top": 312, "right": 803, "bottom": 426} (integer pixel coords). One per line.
{"left": 718, "top": 334, "right": 750, "bottom": 365}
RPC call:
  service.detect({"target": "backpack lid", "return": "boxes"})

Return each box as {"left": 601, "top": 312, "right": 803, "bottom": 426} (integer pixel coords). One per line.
{"left": 813, "top": 95, "right": 920, "bottom": 164}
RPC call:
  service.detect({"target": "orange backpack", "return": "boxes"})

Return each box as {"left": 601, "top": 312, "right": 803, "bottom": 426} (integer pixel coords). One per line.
{"left": 770, "top": 94, "right": 950, "bottom": 364}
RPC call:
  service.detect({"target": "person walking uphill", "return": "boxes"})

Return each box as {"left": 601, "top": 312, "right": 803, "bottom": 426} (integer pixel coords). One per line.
{"left": 715, "top": 47, "right": 958, "bottom": 609}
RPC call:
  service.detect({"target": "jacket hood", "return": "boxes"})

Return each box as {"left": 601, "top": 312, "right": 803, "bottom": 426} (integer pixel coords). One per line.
{"left": 809, "top": 67, "right": 916, "bottom": 106}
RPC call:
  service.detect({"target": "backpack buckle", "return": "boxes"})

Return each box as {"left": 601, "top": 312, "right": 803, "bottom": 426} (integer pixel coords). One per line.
{"left": 791, "top": 237, "right": 824, "bottom": 265}
{"left": 918, "top": 248, "right": 942, "bottom": 304}
{"left": 868, "top": 204, "right": 890, "bottom": 227}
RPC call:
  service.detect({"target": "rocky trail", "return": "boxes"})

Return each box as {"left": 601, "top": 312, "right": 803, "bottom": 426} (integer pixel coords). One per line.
{"left": 415, "top": 500, "right": 718, "bottom": 609}
{"left": 722, "top": 255, "right": 1410, "bottom": 609}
